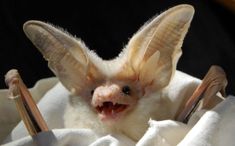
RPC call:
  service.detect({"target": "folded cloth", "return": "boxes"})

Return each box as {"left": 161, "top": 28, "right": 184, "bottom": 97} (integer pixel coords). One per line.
{"left": 2, "top": 129, "right": 135, "bottom": 146}
{"left": 136, "top": 120, "right": 191, "bottom": 146}
{"left": 1, "top": 71, "right": 235, "bottom": 146}
{"left": 137, "top": 96, "right": 235, "bottom": 146}
{"left": 178, "top": 95, "right": 235, "bottom": 146}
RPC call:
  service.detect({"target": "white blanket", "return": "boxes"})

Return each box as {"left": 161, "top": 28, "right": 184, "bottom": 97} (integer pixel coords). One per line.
{"left": 1, "top": 71, "right": 235, "bottom": 146}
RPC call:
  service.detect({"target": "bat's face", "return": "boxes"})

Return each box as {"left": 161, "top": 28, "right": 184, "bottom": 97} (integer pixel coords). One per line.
{"left": 91, "top": 80, "right": 143, "bottom": 121}
{"left": 23, "top": 4, "right": 194, "bottom": 140}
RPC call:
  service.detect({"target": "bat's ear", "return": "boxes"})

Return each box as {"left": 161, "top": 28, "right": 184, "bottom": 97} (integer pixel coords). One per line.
{"left": 126, "top": 4, "right": 194, "bottom": 90}
{"left": 23, "top": 21, "right": 101, "bottom": 93}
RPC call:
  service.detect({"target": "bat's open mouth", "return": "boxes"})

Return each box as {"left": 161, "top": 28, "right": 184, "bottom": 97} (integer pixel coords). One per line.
{"left": 95, "top": 102, "right": 128, "bottom": 120}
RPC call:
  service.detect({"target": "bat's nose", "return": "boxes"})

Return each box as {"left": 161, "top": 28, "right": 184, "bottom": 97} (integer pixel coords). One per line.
{"left": 91, "top": 84, "right": 120, "bottom": 106}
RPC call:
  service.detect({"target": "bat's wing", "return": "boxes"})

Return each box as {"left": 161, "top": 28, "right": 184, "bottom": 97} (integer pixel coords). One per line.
{"left": 119, "top": 5, "right": 195, "bottom": 90}
{"left": 23, "top": 21, "right": 103, "bottom": 94}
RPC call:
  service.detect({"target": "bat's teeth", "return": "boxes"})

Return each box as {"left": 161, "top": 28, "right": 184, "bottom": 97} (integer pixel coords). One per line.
{"left": 95, "top": 101, "right": 129, "bottom": 118}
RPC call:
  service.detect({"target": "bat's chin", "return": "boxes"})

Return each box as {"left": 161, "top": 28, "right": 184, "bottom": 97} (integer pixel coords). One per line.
{"left": 95, "top": 101, "right": 129, "bottom": 121}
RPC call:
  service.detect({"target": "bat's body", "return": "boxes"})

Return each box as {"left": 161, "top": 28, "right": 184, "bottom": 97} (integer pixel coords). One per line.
{"left": 22, "top": 4, "right": 225, "bottom": 141}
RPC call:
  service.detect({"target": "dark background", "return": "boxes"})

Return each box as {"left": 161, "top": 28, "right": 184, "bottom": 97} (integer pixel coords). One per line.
{"left": 0, "top": 0, "right": 235, "bottom": 95}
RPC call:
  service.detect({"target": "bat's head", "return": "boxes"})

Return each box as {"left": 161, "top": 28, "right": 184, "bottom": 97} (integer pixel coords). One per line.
{"left": 23, "top": 4, "right": 194, "bottom": 137}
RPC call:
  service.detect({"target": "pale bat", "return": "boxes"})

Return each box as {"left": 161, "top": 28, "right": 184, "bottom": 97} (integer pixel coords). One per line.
{"left": 20, "top": 4, "right": 227, "bottom": 141}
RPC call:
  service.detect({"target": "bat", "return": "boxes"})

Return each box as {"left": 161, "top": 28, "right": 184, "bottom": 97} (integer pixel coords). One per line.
{"left": 21, "top": 4, "right": 227, "bottom": 141}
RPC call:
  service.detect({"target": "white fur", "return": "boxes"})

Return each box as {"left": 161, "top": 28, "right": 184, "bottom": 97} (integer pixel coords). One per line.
{"left": 64, "top": 89, "right": 174, "bottom": 141}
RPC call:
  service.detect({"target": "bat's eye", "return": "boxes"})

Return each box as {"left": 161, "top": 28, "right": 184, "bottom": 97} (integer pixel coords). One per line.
{"left": 91, "top": 89, "right": 94, "bottom": 95}
{"left": 122, "top": 85, "right": 131, "bottom": 95}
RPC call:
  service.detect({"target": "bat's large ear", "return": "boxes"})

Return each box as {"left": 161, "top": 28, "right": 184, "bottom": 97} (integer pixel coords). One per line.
{"left": 23, "top": 21, "right": 101, "bottom": 93}
{"left": 125, "top": 4, "right": 194, "bottom": 90}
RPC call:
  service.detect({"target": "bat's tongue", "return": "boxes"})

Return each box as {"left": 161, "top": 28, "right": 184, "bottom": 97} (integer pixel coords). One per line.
{"left": 96, "top": 102, "right": 128, "bottom": 119}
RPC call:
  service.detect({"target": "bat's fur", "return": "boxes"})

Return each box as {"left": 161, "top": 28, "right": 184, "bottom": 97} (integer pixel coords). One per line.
{"left": 64, "top": 89, "right": 172, "bottom": 140}
{"left": 23, "top": 4, "right": 195, "bottom": 141}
